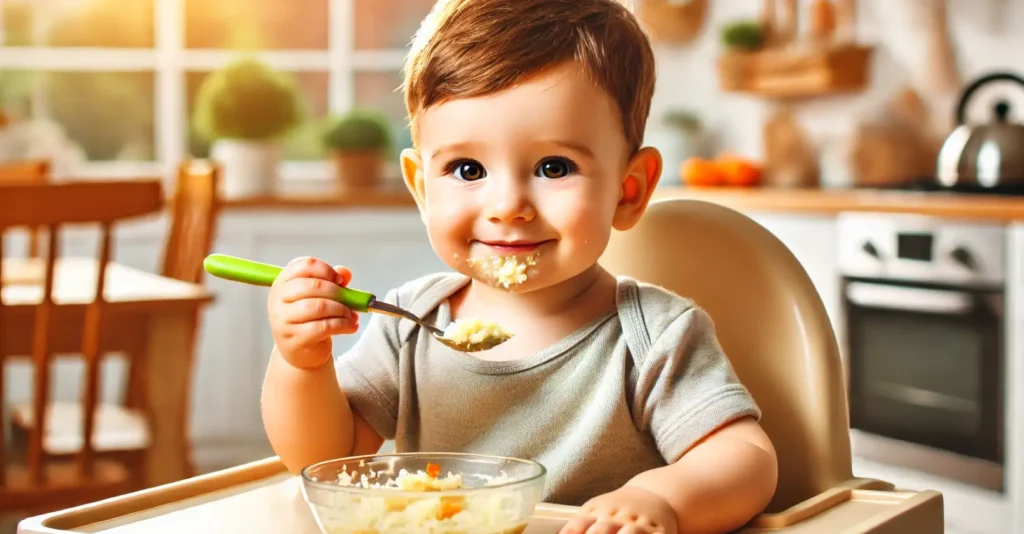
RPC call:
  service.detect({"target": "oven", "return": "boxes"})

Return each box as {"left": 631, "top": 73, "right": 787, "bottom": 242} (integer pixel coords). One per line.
{"left": 837, "top": 213, "right": 1008, "bottom": 492}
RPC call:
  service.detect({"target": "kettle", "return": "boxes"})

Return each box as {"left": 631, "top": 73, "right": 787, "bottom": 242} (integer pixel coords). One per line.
{"left": 937, "top": 71, "right": 1024, "bottom": 191}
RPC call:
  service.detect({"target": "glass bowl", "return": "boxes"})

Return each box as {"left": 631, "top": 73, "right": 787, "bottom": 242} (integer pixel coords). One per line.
{"left": 300, "top": 452, "right": 547, "bottom": 534}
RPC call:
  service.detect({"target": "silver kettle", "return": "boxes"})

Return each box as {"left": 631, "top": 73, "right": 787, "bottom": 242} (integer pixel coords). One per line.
{"left": 937, "top": 71, "right": 1024, "bottom": 191}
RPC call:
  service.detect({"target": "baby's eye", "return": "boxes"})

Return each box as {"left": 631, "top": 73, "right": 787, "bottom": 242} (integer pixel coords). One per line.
{"left": 447, "top": 160, "right": 487, "bottom": 181}
{"left": 535, "top": 157, "right": 578, "bottom": 179}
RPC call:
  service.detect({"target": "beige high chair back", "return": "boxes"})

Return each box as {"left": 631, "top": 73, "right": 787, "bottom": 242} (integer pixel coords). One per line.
{"left": 600, "top": 199, "right": 944, "bottom": 531}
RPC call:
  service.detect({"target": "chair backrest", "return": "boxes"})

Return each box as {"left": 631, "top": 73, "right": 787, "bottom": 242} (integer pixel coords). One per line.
{"left": 0, "top": 160, "right": 50, "bottom": 183}
{"left": 161, "top": 160, "right": 221, "bottom": 284}
{"left": 0, "top": 181, "right": 163, "bottom": 491}
{"left": 0, "top": 159, "right": 52, "bottom": 257}
{"left": 599, "top": 198, "right": 852, "bottom": 513}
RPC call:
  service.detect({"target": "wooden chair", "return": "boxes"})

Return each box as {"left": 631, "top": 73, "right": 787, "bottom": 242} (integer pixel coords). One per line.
{"left": 599, "top": 198, "right": 944, "bottom": 532}
{"left": 161, "top": 160, "right": 223, "bottom": 284}
{"left": 0, "top": 160, "right": 51, "bottom": 258}
{"left": 0, "top": 181, "right": 164, "bottom": 515}
{"left": 9, "top": 162, "right": 222, "bottom": 493}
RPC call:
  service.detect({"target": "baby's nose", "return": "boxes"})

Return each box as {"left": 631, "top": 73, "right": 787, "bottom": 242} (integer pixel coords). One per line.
{"left": 484, "top": 178, "right": 536, "bottom": 224}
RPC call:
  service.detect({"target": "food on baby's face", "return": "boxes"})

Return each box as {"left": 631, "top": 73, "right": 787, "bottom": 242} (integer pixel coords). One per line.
{"left": 467, "top": 254, "right": 538, "bottom": 289}
{"left": 441, "top": 318, "right": 514, "bottom": 349}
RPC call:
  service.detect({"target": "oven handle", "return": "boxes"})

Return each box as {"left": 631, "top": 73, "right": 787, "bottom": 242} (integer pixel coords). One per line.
{"left": 846, "top": 282, "right": 974, "bottom": 315}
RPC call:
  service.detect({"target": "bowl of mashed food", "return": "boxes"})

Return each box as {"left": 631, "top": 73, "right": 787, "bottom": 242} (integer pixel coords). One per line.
{"left": 300, "top": 452, "right": 547, "bottom": 534}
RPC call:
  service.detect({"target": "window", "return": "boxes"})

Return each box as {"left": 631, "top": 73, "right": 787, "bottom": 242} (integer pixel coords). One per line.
{"left": 0, "top": 0, "right": 434, "bottom": 180}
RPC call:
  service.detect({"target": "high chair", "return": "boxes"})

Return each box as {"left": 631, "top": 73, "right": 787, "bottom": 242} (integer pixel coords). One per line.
{"left": 599, "top": 198, "right": 945, "bottom": 533}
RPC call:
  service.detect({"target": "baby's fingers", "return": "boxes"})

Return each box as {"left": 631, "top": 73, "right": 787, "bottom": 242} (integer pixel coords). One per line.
{"left": 293, "top": 316, "right": 359, "bottom": 338}
{"left": 559, "top": 516, "right": 596, "bottom": 534}
{"left": 286, "top": 298, "right": 354, "bottom": 324}
{"left": 280, "top": 277, "right": 344, "bottom": 304}
{"left": 333, "top": 265, "right": 352, "bottom": 287}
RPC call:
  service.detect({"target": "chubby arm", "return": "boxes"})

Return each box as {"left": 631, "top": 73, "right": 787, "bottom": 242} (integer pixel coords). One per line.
{"left": 628, "top": 417, "right": 778, "bottom": 534}
{"left": 262, "top": 349, "right": 354, "bottom": 473}
{"left": 261, "top": 257, "right": 390, "bottom": 474}
{"left": 261, "top": 350, "right": 386, "bottom": 474}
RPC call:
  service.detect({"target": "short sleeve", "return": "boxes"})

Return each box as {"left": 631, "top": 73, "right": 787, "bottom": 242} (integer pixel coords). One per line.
{"left": 635, "top": 306, "right": 761, "bottom": 463}
{"left": 334, "top": 289, "right": 402, "bottom": 440}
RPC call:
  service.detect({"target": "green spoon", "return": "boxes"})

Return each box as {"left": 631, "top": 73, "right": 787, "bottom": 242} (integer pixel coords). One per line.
{"left": 202, "top": 254, "right": 511, "bottom": 353}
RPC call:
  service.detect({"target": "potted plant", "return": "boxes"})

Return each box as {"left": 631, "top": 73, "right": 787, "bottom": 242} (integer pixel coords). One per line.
{"left": 192, "top": 58, "right": 303, "bottom": 198}
{"left": 322, "top": 108, "right": 393, "bottom": 188}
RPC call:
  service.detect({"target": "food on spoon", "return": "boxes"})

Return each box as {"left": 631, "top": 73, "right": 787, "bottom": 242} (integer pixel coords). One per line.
{"left": 442, "top": 318, "right": 513, "bottom": 348}
{"left": 467, "top": 254, "right": 538, "bottom": 289}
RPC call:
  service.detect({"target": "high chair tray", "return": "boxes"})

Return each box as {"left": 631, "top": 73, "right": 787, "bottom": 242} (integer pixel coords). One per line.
{"left": 17, "top": 456, "right": 943, "bottom": 534}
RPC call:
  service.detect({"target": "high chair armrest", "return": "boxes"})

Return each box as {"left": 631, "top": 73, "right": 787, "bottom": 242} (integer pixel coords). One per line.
{"left": 744, "top": 478, "right": 944, "bottom": 533}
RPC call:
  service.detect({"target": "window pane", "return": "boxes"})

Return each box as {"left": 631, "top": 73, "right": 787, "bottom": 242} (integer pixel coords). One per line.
{"left": 185, "top": 0, "right": 328, "bottom": 50}
{"left": 185, "top": 70, "right": 329, "bottom": 161}
{"left": 354, "top": 71, "right": 413, "bottom": 152}
{"left": 0, "top": 70, "right": 155, "bottom": 161}
{"left": 354, "top": 0, "right": 436, "bottom": 50}
{"left": 1, "top": 0, "right": 154, "bottom": 48}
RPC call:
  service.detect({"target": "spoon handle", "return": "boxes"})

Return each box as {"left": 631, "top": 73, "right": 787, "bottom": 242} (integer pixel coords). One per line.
{"left": 202, "top": 253, "right": 376, "bottom": 312}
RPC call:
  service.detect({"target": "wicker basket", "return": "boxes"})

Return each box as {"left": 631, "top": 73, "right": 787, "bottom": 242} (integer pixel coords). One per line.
{"left": 717, "top": 44, "right": 874, "bottom": 98}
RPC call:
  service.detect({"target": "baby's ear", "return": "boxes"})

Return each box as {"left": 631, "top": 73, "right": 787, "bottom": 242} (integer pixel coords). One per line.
{"left": 401, "top": 148, "right": 428, "bottom": 220}
{"left": 612, "top": 146, "right": 662, "bottom": 231}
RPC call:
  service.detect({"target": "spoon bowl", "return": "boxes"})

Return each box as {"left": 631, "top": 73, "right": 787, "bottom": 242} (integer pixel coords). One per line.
{"left": 202, "top": 254, "right": 511, "bottom": 353}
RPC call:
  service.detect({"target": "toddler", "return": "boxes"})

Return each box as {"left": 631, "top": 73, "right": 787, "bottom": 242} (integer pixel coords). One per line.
{"left": 263, "top": 1, "right": 778, "bottom": 532}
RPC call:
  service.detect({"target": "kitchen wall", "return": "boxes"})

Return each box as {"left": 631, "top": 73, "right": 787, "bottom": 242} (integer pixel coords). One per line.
{"left": 643, "top": 0, "right": 1024, "bottom": 188}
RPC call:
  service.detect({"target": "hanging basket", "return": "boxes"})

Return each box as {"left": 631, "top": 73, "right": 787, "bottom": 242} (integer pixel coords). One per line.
{"left": 636, "top": 0, "right": 708, "bottom": 45}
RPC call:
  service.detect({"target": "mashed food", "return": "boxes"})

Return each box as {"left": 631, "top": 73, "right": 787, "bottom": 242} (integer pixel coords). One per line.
{"left": 442, "top": 318, "right": 513, "bottom": 348}
{"left": 467, "top": 254, "right": 538, "bottom": 289}
{"left": 313, "top": 462, "right": 529, "bottom": 534}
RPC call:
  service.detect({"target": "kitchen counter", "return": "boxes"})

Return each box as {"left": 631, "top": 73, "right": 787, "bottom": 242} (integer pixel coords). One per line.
{"left": 655, "top": 187, "right": 1024, "bottom": 221}
{"left": 220, "top": 184, "right": 1024, "bottom": 221}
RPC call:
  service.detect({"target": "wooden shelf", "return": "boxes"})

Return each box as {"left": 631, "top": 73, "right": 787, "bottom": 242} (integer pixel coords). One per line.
{"left": 717, "top": 43, "right": 874, "bottom": 99}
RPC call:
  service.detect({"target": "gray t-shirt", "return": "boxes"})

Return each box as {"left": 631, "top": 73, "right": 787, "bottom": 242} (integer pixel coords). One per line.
{"left": 335, "top": 272, "right": 760, "bottom": 506}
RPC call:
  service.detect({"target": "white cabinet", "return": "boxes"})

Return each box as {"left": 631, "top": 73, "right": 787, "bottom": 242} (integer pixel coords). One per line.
{"left": 744, "top": 212, "right": 842, "bottom": 338}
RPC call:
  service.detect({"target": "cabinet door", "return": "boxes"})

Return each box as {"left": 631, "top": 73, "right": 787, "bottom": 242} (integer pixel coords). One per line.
{"left": 1006, "top": 223, "right": 1024, "bottom": 534}
{"left": 745, "top": 213, "right": 842, "bottom": 336}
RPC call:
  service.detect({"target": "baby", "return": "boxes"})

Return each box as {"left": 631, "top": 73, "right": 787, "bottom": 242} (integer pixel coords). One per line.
{"left": 263, "top": 0, "right": 778, "bottom": 533}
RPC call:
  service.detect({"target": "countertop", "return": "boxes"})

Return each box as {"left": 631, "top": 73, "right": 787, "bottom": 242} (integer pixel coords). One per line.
{"left": 219, "top": 185, "right": 1024, "bottom": 222}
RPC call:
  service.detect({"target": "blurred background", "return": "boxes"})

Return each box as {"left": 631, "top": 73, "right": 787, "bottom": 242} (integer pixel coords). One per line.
{"left": 2, "top": 1, "right": 1024, "bottom": 534}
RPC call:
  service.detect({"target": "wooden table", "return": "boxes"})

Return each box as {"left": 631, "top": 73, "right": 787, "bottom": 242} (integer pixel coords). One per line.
{"left": 1, "top": 257, "right": 213, "bottom": 487}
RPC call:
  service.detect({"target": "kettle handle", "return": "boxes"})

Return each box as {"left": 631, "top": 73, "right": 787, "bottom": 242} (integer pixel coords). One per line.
{"left": 955, "top": 71, "right": 1024, "bottom": 125}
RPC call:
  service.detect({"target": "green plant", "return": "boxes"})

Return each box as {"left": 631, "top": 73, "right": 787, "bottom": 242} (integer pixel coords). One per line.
{"left": 192, "top": 57, "right": 303, "bottom": 142}
{"left": 323, "top": 108, "right": 393, "bottom": 153}
{"left": 720, "top": 20, "right": 764, "bottom": 51}
{"left": 663, "top": 109, "right": 703, "bottom": 133}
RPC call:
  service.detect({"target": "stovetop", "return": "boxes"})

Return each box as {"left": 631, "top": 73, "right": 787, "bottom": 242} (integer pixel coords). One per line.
{"left": 864, "top": 178, "right": 1024, "bottom": 196}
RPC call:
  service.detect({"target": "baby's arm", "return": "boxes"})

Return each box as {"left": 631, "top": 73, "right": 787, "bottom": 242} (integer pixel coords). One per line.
{"left": 261, "top": 257, "right": 388, "bottom": 474}
{"left": 626, "top": 417, "right": 777, "bottom": 533}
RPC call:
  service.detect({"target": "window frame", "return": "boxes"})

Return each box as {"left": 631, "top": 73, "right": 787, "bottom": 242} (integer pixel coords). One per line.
{"left": 0, "top": 0, "right": 408, "bottom": 182}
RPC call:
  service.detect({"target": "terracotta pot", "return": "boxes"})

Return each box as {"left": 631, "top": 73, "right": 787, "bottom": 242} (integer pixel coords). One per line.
{"left": 331, "top": 149, "right": 384, "bottom": 188}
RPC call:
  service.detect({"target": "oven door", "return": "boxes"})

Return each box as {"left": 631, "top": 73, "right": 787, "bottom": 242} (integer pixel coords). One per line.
{"left": 843, "top": 279, "right": 1004, "bottom": 491}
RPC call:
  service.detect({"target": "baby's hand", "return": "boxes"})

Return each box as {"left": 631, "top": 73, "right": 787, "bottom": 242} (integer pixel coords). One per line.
{"left": 267, "top": 256, "right": 359, "bottom": 369}
{"left": 560, "top": 486, "right": 677, "bottom": 534}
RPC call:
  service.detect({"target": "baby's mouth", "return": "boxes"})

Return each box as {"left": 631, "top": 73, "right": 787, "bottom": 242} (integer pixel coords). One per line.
{"left": 465, "top": 243, "right": 543, "bottom": 290}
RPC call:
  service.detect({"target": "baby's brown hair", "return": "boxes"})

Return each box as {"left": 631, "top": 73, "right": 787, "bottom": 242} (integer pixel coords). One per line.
{"left": 404, "top": 0, "right": 656, "bottom": 153}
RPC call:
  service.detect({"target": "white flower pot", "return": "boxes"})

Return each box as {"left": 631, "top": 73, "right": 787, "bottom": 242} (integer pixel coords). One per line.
{"left": 210, "top": 139, "right": 281, "bottom": 198}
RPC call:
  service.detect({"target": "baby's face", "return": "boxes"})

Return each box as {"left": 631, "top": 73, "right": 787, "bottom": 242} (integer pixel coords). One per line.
{"left": 403, "top": 61, "right": 647, "bottom": 292}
